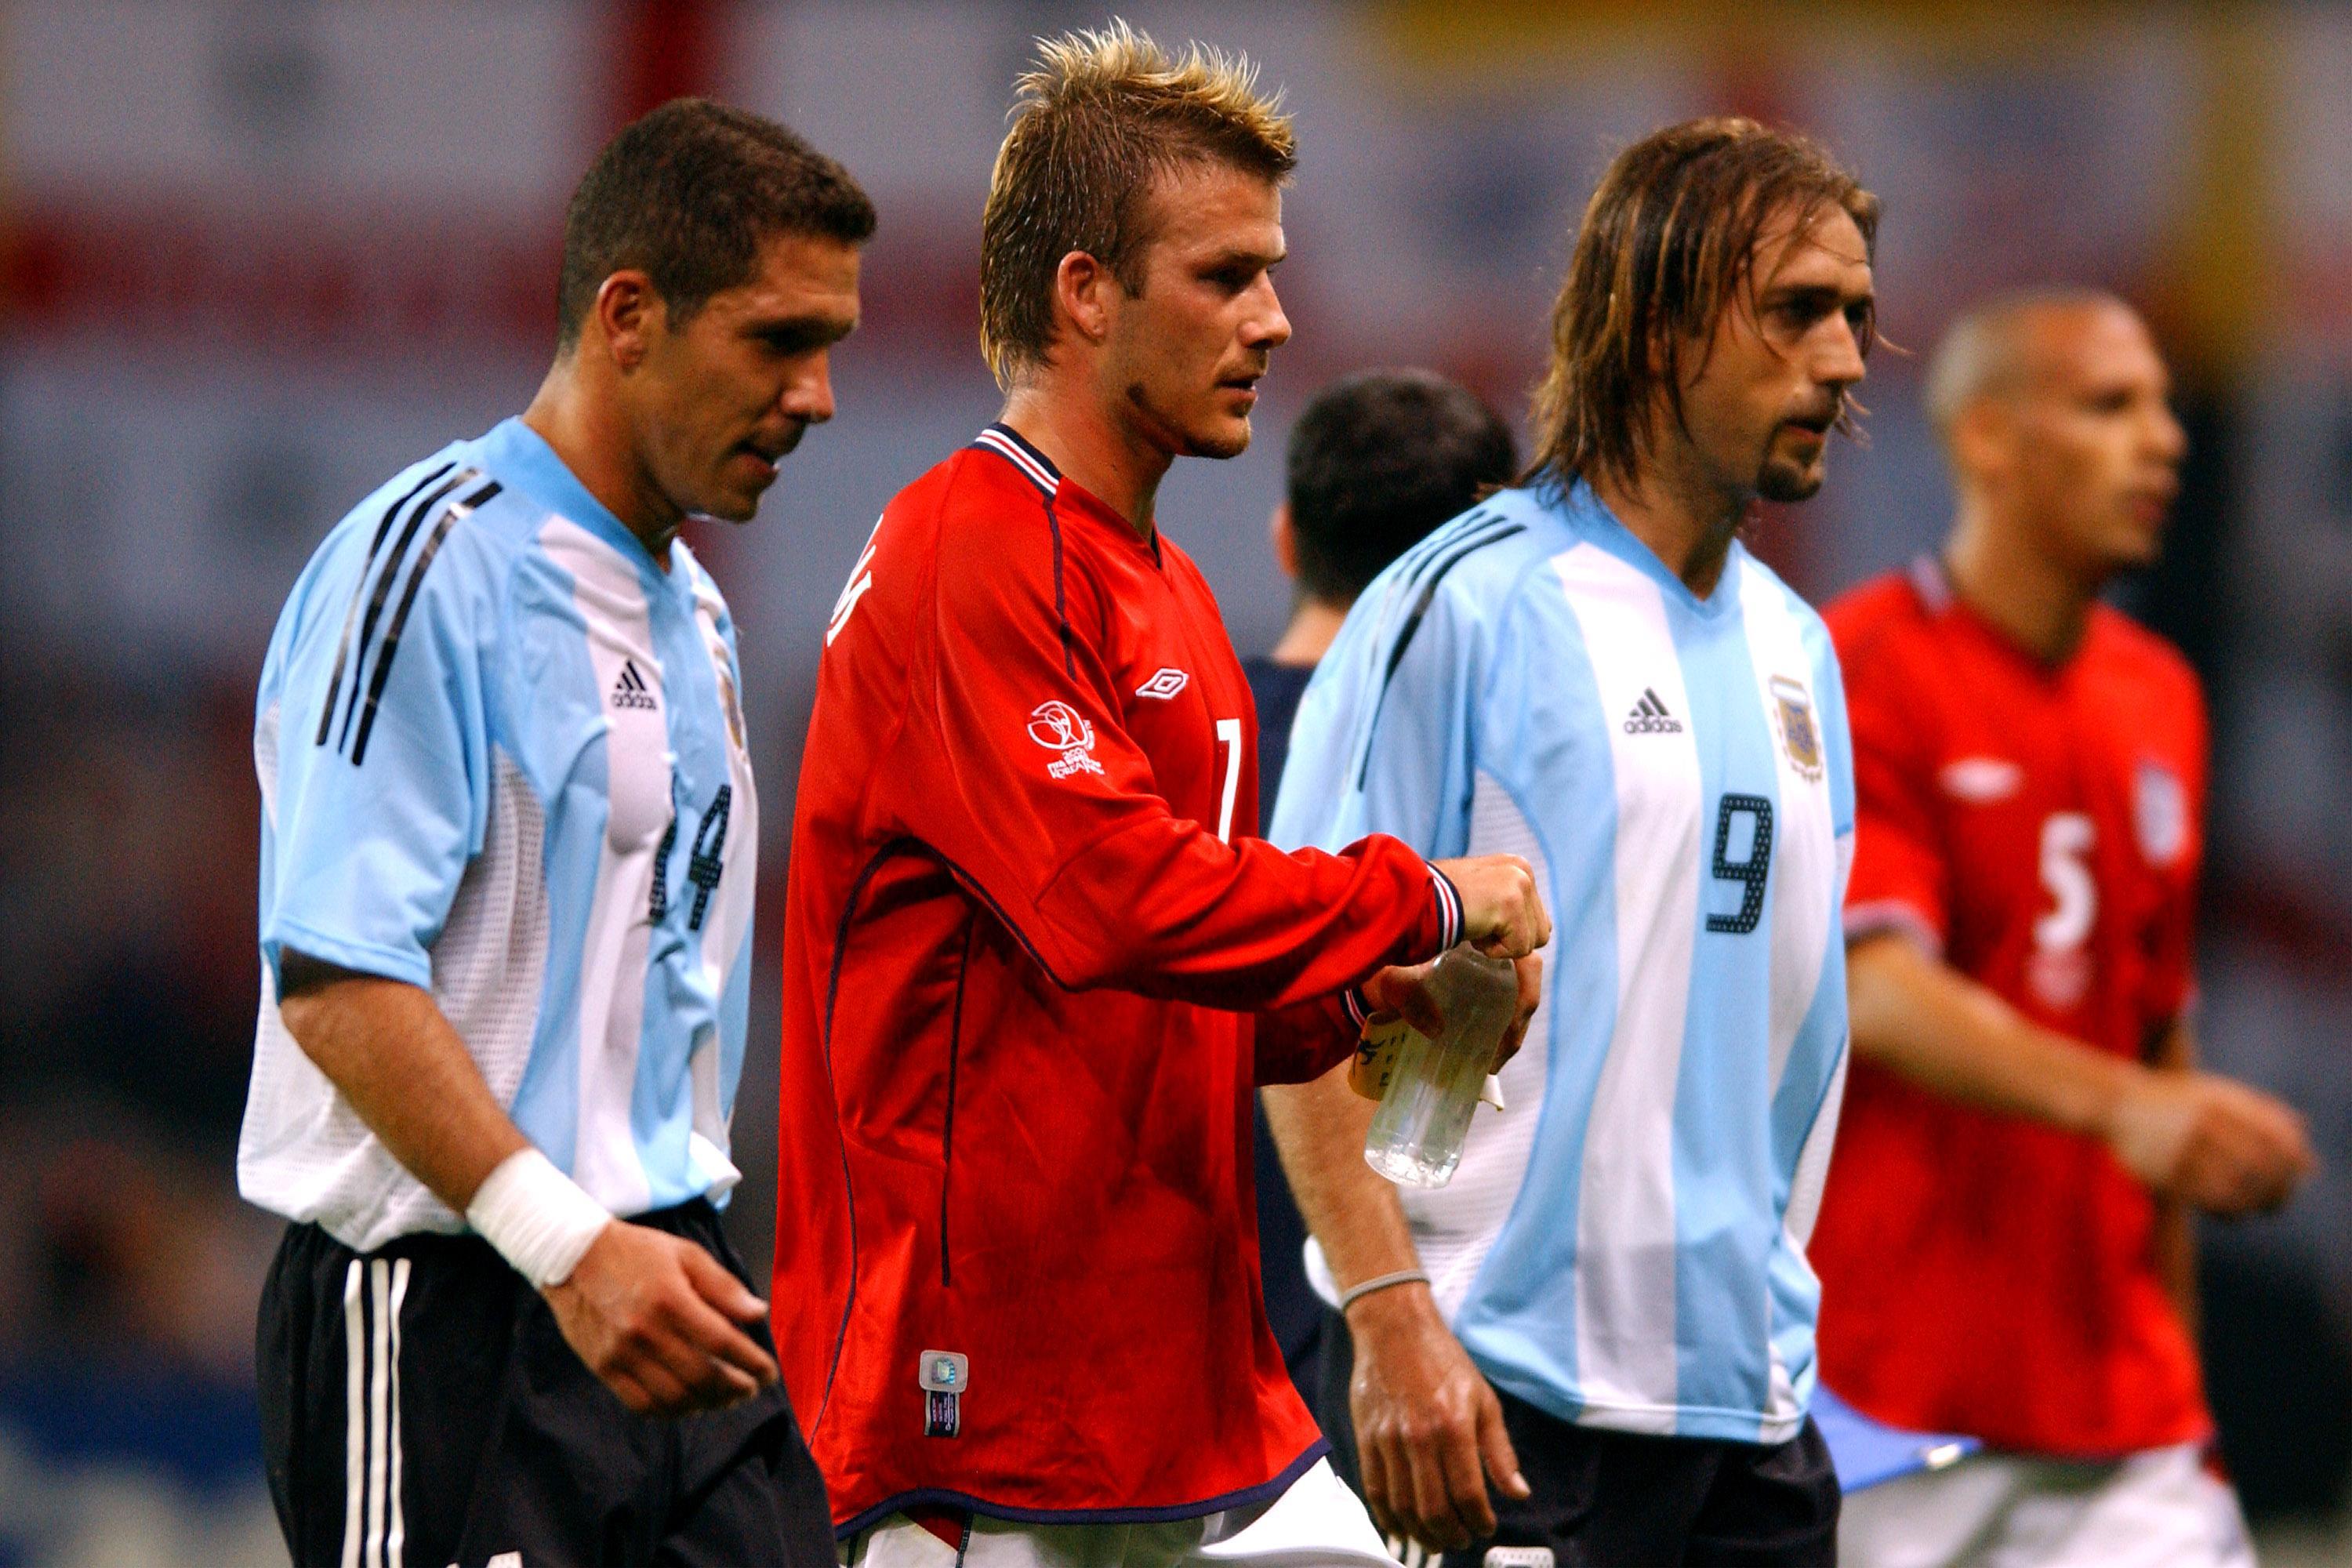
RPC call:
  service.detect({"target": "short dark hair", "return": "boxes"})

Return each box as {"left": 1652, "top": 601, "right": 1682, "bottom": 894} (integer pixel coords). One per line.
{"left": 1287, "top": 370, "right": 1519, "bottom": 605}
{"left": 557, "top": 98, "right": 876, "bottom": 350}
{"left": 1527, "top": 116, "right": 1877, "bottom": 495}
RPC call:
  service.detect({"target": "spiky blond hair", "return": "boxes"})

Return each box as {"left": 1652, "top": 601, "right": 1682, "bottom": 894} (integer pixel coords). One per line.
{"left": 979, "top": 19, "right": 1294, "bottom": 387}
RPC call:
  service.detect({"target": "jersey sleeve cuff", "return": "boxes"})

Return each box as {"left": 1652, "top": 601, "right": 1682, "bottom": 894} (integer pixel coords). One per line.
{"left": 262, "top": 919, "right": 435, "bottom": 995}
{"left": 1428, "top": 863, "right": 1464, "bottom": 955}
{"left": 1842, "top": 898, "right": 1944, "bottom": 958}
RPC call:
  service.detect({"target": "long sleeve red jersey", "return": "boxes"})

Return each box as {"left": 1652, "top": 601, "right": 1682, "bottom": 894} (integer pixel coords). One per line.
{"left": 775, "top": 424, "right": 1458, "bottom": 1533}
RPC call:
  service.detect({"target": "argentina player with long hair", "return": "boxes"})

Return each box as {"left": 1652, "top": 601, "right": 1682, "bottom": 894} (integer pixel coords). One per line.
{"left": 1269, "top": 119, "right": 1875, "bottom": 1565}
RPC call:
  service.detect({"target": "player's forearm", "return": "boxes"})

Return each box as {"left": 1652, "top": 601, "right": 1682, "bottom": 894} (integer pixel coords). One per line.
{"left": 1846, "top": 933, "right": 2137, "bottom": 1138}
{"left": 1262, "top": 1065, "right": 1422, "bottom": 1287}
{"left": 278, "top": 956, "right": 528, "bottom": 1213}
{"left": 1031, "top": 824, "right": 1446, "bottom": 1005}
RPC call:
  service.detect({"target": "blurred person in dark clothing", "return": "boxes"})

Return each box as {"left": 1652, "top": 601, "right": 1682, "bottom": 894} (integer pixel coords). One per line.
{"left": 1243, "top": 369, "right": 1516, "bottom": 1396}
{"left": 1247, "top": 370, "right": 1517, "bottom": 818}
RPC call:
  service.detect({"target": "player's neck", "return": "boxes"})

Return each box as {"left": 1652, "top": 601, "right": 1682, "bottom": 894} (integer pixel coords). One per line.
{"left": 1593, "top": 459, "right": 1742, "bottom": 601}
{"left": 998, "top": 380, "right": 1171, "bottom": 543}
{"left": 1268, "top": 597, "right": 1348, "bottom": 668}
{"left": 1944, "top": 508, "right": 2097, "bottom": 665}
{"left": 524, "top": 366, "right": 682, "bottom": 570}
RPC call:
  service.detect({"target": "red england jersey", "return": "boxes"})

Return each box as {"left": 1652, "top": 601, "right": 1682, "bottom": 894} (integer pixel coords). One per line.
{"left": 775, "top": 425, "right": 1459, "bottom": 1532}
{"left": 1810, "top": 558, "right": 2211, "bottom": 1456}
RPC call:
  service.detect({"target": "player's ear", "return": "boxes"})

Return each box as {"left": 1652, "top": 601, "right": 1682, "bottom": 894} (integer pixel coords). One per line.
{"left": 1054, "top": 251, "right": 1115, "bottom": 347}
{"left": 593, "top": 270, "right": 662, "bottom": 372}
{"left": 1270, "top": 503, "right": 1298, "bottom": 581}
{"left": 1948, "top": 397, "right": 2012, "bottom": 486}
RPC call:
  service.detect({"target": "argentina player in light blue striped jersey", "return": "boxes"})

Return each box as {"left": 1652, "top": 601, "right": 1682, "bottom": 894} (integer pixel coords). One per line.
{"left": 241, "top": 103, "right": 869, "bottom": 1568}
{"left": 1265, "top": 120, "right": 1877, "bottom": 1566}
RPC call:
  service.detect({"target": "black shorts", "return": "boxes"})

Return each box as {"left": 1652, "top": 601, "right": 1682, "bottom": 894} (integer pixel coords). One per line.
{"left": 257, "top": 1197, "right": 835, "bottom": 1568}
{"left": 1317, "top": 1311, "right": 1838, "bottom": 1568}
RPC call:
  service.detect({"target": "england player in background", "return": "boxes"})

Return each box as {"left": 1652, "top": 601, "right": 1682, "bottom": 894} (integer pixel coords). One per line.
{"left": 241, "top": 103, "right": 869, "bottom": 1566}
{"left": 775, "top": 25, "right": 1547, "bottom": 1568}
{"left": 1816, "top": 290, "right": 2314, "bottom": 1568}
{"left": 1272, "top": 119, "right": 1875, "bottom": 1566}
{"left": 1247, "top": 370, "right": 1520, "bottom": 1398}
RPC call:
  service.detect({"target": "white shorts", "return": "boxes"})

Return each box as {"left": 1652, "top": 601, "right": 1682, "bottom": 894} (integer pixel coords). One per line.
{"left": 847, "top": 1459, "right": 1396, "bottom": 1568}
{"left": 1838, "top": 1442, "right": 2256, "bottom": 1568}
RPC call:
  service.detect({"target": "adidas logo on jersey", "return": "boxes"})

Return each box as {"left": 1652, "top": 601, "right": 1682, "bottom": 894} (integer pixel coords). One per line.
{"left": 611, "top": 660, "right": 658, "bottom": 711}
{"left": 1623, "top": 688, "right": 1682, "bottom": 735}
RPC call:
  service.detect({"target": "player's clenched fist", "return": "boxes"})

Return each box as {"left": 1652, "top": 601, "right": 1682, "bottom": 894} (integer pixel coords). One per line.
{"left": 2104, "top": 1071, "right": 2317, "bottom": 1215}
{"left": 544, "top": 1221, "right": 781, "bottom": 1417}
{"left": 1433, "top": 855, "right": 1551, "bottom": 959}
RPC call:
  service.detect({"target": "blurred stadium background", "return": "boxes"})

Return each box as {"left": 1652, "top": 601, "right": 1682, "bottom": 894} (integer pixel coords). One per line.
{"left": 2, "top": 2, "right": 2349, "bottom": 1562}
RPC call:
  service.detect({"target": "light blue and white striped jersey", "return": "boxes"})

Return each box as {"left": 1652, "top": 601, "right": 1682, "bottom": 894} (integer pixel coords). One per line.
{"left": 240, "top": 417, "right": 759, "bottom": 1254}
{"left": 1272, "top": 480, "right": 1853, "bottom": 1445}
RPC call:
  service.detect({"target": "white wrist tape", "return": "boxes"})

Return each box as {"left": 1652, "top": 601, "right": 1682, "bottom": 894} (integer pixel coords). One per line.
{"left": 466, "top": 1148, "right": 611, "bottom": 1289}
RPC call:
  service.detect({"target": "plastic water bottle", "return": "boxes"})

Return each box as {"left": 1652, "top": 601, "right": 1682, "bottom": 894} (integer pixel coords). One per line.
{"left": 1359, "top": 945, "right": 1518, "bottom": 1189}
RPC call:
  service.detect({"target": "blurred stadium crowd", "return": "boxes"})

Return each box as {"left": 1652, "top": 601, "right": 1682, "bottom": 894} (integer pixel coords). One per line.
{"left": 2, "top": 2, "right": 2350, "bottom": 1561}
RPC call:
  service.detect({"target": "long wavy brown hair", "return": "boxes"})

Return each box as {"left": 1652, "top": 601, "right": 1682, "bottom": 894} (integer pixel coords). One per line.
{"left": 1525, "top": 117, "right": 1878, "bottom": 496}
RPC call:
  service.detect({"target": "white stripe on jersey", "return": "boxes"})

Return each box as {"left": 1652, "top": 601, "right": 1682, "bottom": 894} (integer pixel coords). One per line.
{"left": 1555, "top": 541, "right": 1702, "bottom": 1435}
{"left": 539, "top": 517, "right": 670, "bottom": 1218}
{"left": 685, "top": 569, "right": 757, "bottom": 1196}
{"left": 1414, "top": 772, "right": 1557, "bottom": 1319}
{"left": 1737, "top": 563, "right": 1836, "bottom": 1095}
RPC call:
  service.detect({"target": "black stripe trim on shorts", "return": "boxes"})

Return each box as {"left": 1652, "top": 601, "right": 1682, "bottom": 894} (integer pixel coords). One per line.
{"left": 315, "top": 463, "right": 456, "bottom": 747}
{"left": 348, "top": 480, "right": 502, "bottom": 765}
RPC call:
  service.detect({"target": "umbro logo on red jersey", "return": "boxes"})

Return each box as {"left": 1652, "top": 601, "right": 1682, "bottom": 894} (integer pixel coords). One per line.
{"left": 1940, "top": 757, "right": 2022, "bottom": 802}
{"left": 1135, "top": 668, "right": 1189, "bottom": 700}
{"left": 1623, "top": 688, "right": 1682, "bottom": 735}
{"left": 611, "top": 660, "right": 658, "bottom": 711}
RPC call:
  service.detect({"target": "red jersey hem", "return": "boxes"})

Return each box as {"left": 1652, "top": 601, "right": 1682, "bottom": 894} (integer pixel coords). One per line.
{"left": 832, "top": 1439, "right": 1331, "bottom": 1539}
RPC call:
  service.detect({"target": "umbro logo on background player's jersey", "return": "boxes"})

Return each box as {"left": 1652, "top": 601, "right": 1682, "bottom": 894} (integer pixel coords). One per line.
{"left": 1624, "top": 688, "right": 1682, "bottom": 735}
{"left": 611, "top": 660, "right": 658, "bottom": 711}
{"left": 1940, "top": 756, "right": 2023, "bottom": 802}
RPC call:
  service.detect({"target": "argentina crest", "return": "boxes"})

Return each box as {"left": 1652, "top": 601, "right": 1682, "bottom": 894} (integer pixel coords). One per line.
{"left": 1770, "top": 674, "right": 1824, "bottom": 782}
